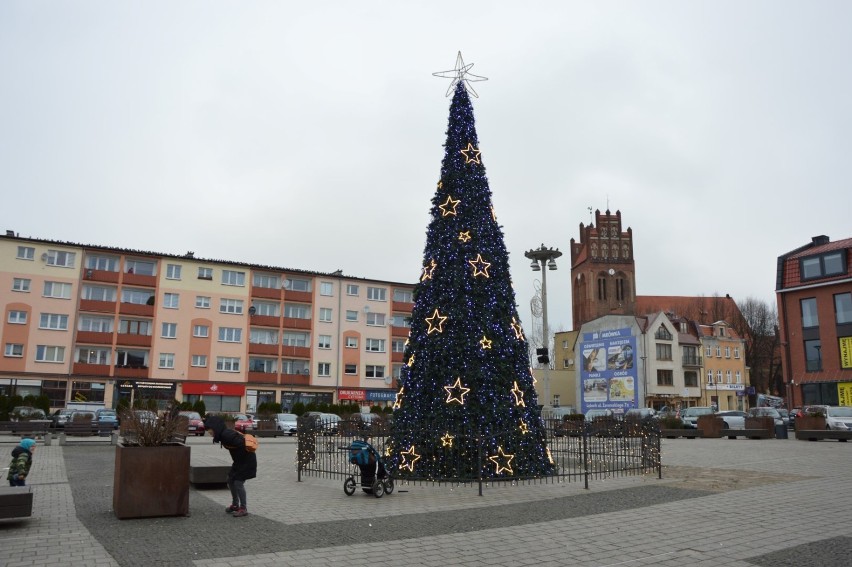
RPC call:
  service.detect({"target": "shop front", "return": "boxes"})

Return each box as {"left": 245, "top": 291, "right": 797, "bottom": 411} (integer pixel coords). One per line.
{"left": 116, "top": 380, "right": 176, "bottom": 410}
{"left": 246, "top": 389, "right": 276, "bottom": 414}
{"left": 280, "top": 390, "right": 333, "bottom": 412}
{"left": 366, "top": 388, "right": 397, "bottom": 408}
{"left": 181, "top": 382, "right": 245, "bottom": 413}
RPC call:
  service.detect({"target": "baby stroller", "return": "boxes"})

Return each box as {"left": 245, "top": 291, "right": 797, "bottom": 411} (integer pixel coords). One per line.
{"left": 344, "top": 440, "right": 394, "bottom": 498}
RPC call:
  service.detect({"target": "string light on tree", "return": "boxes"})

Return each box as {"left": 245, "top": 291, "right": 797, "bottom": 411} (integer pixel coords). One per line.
{"left": 421, "top": 259, "right": 437, "bottom": 281}
{"left": 460, "top": 142, "right": 482, "bottom": 164}
{"left": 488, "top": 447, "right": 515, "bottom": 475}
{"left": 444, "top": 377, "right": 471, "bottom": 405}
{"left": 399, "top": 446, "right": 421, "bottom": 472}
{"left": 511, "top": 381, "right": 526, "bottom": 407}
{"left": 468, "top": 254, "right": 491, "bottom": 277}
{"left": 425, "top": 308, "right": 448, "bottom": 334}
{"left": 439, "top": 195, "right": 461, "bottom": 217}
{"left": 441, "top": 433, "right": 455, "bottom": 447}
{"left": 458, "top": 231, "right": 472, "bottom": 243}
{"left": 479, "top": 335, "right": 493, "bottom": 349}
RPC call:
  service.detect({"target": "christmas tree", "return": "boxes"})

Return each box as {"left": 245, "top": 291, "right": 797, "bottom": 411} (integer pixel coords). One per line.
{"left": 388, "top": 57, "right": 554, "bottom": 481}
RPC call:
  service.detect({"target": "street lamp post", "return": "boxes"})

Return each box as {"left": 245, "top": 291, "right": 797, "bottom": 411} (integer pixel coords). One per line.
{"left": 525, "top": 244, "right": 562, "bottom": 411}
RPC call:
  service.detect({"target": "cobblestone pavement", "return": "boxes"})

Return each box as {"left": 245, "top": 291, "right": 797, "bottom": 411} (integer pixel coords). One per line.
{"left": 1, "top": 434, "right": 850, "bottom": 566}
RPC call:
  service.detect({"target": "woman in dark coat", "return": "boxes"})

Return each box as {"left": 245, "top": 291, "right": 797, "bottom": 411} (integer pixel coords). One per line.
{"left": 203, "top": 415, "right": 257, "bottom": 517}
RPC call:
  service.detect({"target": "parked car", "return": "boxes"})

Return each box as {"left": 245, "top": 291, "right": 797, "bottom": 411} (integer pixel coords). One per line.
{"left": 51, "top": 408, "right": 75, "bottom": 429}
{"left": 747, "top": 407, "right": 784, "bottom": 426}
{"left": 789, "top": 407, "right": 803, "bottom": 429}
{"left": 69, "top": 410, "right": 98, "bottom": 432}
{"left": 10, "top": 406, "right": 46, "bottom": 421}
{"left": 624, "top": 408, "right": 657, "bottom": 420}
{"left": 584, "top": 409, "right": 615, "bottom": 422}
{"left": 716, "top": 410, "right": 747, "bottom": 430}
{"left": 274, "top": 413, "right": 298, "bottom": 435}
{"left": 776, "top": 408, "right": 791, "bottom": 428}
{"left": 680, "top": 406, "right": 716, "bottom": 429}
{"left": 824, "top": 406, "right": 852, "bottom": 431}
{"left": 178, "top": 411, "right": 206, "bottom": 436}
{"left": 96, "top": 409, "right": 120, "bottom": 429}
{"left": 233, "top": 414, "right": 254, "bottom": 433}
{"left": 133, "top": 409, "right": 158, "bottom": 426}
{"left": 320, "top": 413, "right": 341, "bottom": 434}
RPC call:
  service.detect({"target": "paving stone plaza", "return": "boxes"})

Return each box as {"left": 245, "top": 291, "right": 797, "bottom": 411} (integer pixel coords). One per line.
{"left": 1, "top": 434, "right": 850, "bottom": 566}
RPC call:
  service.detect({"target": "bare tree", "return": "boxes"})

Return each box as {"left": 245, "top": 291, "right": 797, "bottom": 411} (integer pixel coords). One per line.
{"left": 735, "top": 296, "right": 782, "bottom": 396}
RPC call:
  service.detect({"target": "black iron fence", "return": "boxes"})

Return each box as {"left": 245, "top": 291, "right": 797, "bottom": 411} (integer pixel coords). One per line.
{"left": 297, "top": 416, "right": 661, "bottom": 495}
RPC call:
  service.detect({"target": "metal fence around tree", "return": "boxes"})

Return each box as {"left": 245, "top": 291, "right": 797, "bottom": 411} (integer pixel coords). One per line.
{"left": 297, "top": 415, "right": 661, "bottom": 495}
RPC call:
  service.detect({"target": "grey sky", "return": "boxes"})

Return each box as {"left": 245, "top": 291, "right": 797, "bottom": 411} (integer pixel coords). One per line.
{"left": 2, "top": 1, "right": 851, "bottom": 342}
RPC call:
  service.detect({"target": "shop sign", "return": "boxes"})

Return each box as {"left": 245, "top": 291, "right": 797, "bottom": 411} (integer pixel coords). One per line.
{"left": 338, "top": 389, "right": 366, "bottom": 401}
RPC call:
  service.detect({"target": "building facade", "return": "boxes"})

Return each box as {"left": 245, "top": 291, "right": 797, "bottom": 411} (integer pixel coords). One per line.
{"left": 776, "top": 235, "right": 852, "bottom": 407}
{"left": 0, "top": 232, "right": 414, "bottom": 413}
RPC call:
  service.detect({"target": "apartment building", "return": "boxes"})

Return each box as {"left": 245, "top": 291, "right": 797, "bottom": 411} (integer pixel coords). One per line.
{"left": 777, "top": 235, "right": 852, "bottom": 407}
{"left": 0, "top": 232, "right": 414, "bottom": 413}
{"left": 696, "top": 320, "right": 748, "bottom": 411}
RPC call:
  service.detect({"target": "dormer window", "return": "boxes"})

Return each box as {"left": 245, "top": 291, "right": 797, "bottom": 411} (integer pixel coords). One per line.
{"left": 655, "top": 326, "right": 672, "bottom": 340}
{"left": 801, "top": 250, "right": 846, "bottom": 281}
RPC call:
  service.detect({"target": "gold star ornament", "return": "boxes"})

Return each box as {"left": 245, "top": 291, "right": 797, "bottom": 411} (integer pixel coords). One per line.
{"left": 511, "top": 381, "right": 526, "bottom": 407}
{"left": 441, "top": 433, "right": 455, "bottom": 447}
{"left": 489, "top": 446, "right": 515, "bottom": 475}
{"left": 468, "top": 253, "right": 491, "bottom": 278}
{"left": 458, "top": 230, "right": 472, "bottom": 243}
{"left": 479, "top": 335, "right": 493, "bottom": 349}
{"left": 439, "top": 195, "right": 461, "bottom": 217}
{"left": 393, "top": 386, "right": 404, "bottom": 410}
{"left": 511, "top": 318, "right": 525, "bottom": 341}
{"left": 399, "top": 446, "right": 421, "bottom": 472}
{"left": 460, "top": 142, "right": 482, "bottom": 164}
{"left": 444, "top": 377, "right": 471, "bottom": 405}
{"left": 421, "top": 259, "right": 437, "bottom": 281}
{"left": 426, "top": 308, "right": 448, "bottom": 334}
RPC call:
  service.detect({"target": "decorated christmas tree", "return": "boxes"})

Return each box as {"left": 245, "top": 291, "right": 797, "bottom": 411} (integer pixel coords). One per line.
{"left": 388, "top": 56, "right": 554, "bottom": 481}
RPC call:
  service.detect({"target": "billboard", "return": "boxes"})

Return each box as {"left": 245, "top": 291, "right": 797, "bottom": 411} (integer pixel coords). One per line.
{"left": 579, "top": 328, "right": 638, "bottom": 415}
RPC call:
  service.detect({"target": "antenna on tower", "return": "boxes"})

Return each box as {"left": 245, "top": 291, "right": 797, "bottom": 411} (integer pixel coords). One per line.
{"left": 587, "top": 206, "right": 593, "bottom": 225}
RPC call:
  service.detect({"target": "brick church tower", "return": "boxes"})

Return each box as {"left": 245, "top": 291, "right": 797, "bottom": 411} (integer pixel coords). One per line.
{"left": 570, "top": 209, "right": 636, "bottom": 329}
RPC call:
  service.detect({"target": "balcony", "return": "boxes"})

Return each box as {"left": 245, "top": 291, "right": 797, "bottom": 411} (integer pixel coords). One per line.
{"left": 249, "top": 314, "right": 279, "bottom": 328}
{"left": 248, "top": 343, "right": 279, "bottom": 356}
{"left": 282, "top": 317, "right": 311, "bottom": 330}
{"left": 283, "top": 290, "right": 312, "bottom": 303}
{"left": 116, "top": 333, "right": 152, "bottom": 347}
{"left": 251, "top": 286, "right": 280, "bottom": 300}
{"left": 682, "top": 355, "right": 703, "bottom": 367}
{"left": 392, "top": 300, "right": 414, "bottom": 313}
{"left": 122, "top": 272, "right": 157, "bottom": 287}
{"left": 83, "top": 269, "right": 120, "bottom": 283}
{"left": 281, "top": 346, "right": 311, "bottom": 358}
{"left": 280, "top": 373, "right": 310, "bottom": 386}
{"left": 119, "top": 302, "right": 154, "bottom": 317}
{"left": 76, "top": 331, "right": 113, "bottom": 345}
{"left": 391, "top": 351, "right": 405, "bottom": 363}
{"left": 79, "top": 299, "right": 117, "bottom": 314}
{"left": 247, "top": 371, "right": 279, "bottom": 384}
{"left": 72, "top": 362, "right": 111, "bottom": 376}
{"left": 391, "top": 325, "right": 410, "bottom": 338}
{"left": 114, "top": 366, "right": 150, "bottom": 378}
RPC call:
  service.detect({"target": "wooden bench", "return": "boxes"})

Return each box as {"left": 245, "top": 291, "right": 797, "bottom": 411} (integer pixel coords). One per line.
{"left": 189, "top": 457, "right": 231, "bottom": 486}
{"left": 0, "top": 486, "right": 33, "bottom": 519}
{"left": 60, "top": 423, "right": 118, "bottom": 445}
{"left": 0, "top": 420, "right": 51, "bottom": 438}
{"left": 795, "top": 429, "right": 852, "bottom": 442}
{"left": 661, "top": 428, "right": 703, "bottom": 439}
{"left": 726, "top": 428, "right": 773, "bottom": 439}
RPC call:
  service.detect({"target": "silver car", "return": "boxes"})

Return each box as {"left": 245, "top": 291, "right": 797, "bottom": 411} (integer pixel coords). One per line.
{"left": 747, "top": 407, "right": 784, "bottom": 426}
{"left": 275, "top": 413, "right": 298, "bottom": 435}
{"left": 680, "top": 406, "right": 716, "bottom": 429}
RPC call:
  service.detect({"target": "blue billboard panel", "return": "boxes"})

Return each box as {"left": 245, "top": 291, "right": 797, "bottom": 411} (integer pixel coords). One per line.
{"left": 580, "top": 328, "right": 638, "bottom": 415}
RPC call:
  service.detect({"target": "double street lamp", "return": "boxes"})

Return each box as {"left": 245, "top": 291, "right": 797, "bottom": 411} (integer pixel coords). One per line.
{"left": 524, "top": 244, "right": 562, "bottom": 410}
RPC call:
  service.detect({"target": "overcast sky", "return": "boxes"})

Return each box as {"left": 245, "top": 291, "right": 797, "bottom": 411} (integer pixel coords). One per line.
{"left": 2, "top": 1, "right": 851, "bottom": 342}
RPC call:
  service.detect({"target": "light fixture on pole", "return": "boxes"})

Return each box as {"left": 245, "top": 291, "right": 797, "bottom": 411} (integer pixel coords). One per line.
{"left": 524, "top": 244, "right": 562, "bottom": 411}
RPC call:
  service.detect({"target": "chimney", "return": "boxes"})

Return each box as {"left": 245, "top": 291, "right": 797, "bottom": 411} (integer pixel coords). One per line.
{"left": 812, "top": 235, "right": 830, "bottom": 246}
{"left": 5, "top": 230, "right": 14, "bottom": 237}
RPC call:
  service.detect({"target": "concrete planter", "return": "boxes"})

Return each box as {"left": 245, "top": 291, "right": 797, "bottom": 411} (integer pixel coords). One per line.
{"left": 112, "top": 443, "right": 190, "bottom": 519}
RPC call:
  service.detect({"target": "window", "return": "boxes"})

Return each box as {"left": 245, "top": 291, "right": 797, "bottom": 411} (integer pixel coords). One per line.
{"left": 724, "top": 346, "right": 731, "bottom": 358}
{"left": 282, "top": 359, "right": 309, "bottom": 375}
{"left": 597, "top": 277, "right": 607, "bottom": 300}
{"left": 346, "top": 310, "right": 358, "bottom": 322}
{"left": 734, "top": 347, "right": 740, "bottom": 359}
{"left": 116, "top": 348, "right": 147, "bottom": 367}
{"left": 655, "top": 343, "right": 672, "bottom": 360}
{"left": 46, "top": 249, "right": 76, "bottom": 267}
{"left": 707, "top": 370, "right": 714, "bottom": 384}
{"left": 320, "top": 282, "right": 333, "bottom": 296}
{"left": 8, "top": 311, "right": 27, "bottom": 324}
{"left": 17, "top": 246, "right": 35, "bottom": 260}
{"left": 119, "top": 319, "right": 151, "bottom": 335}
{"left": 12, "top": 278, "right": 30, "bottom": 292}
{"left": 44, "top": 281, "right": 72, "bottom": 299}
{"left": 344, "top": 364, "right": 358, "bottom": 375}
{"left": 79, "top": 316, "right": 112, "bottom": 332}
{"left": 319, "top": 308, "right": 332, "bottom": 322}
{"left": 683, "top": 346, "right": 699, "bottom": 365}
{"left": 390, "top": 314, "right": 410, "bottom": 327}
{"left": 163, "top": 293, "right": 180, "bottom": 309}
{"left": 166, "top": 264, "right": 182, "bottom": 280}
{"left": 801, "top": 298, "right": 819, "bottom": 328}
{"left": 250, "top": 328, "right": 278, "bottom": 344}
{"left": 715, "top": 346, "right": 721, "bottom": 357}
{"left": 39, "top": 313, "right": 68, "bottom": 330}
{"left": 726, "top": 370, "right": 732, "bottom": 383}
{"left": 76, "top": 347, "right": 110, "bottom": 365}
{"left": 366, "top": 338, "right": 385, "bottom": 352}
{"left": 366, "top": 365, "right": 385, "bottom": 378}
{"left": 193, "top": 325, "right": 209, "bottom": 338}
{"left": 198, "top": 267, "right": 213, "bottom": 280}
{"left": 5, "top": 344, "right": 24, "bottom": 357}
{"left": 801, "top": 251, "right": 846, "bottom": 280}
{"left": 318, "top": 335, "right": 331, "bottom": 349}
{"left": 317, "top": 362, "right": 331, "bottom": 377}
{"left": 346, "top": 337, "right": 359, "bottom": 349}
{"left": 655, "top": 326, "right": 672, "bottom": 340}
{"left": 393, "top": 289, "right": 413, "bottom": 303}
{"left": 125, "top": 259, "right": 155, "bottom": 275}
{"left": 86, "top": 254, "right": 118, "bottom": 271}
{"left": 284, "top": 277, "right": 310, "bottom": 292}
{"left": 79, "top": 285, "right": 113, "bottom": 302}
{"left": 249, "top": 357, "right": 277, "bottom": 373}
{"left": 159, "top": 353, "right": 175, "bottom": 369}
{"left": 736, "top": 371, "right": 742, "bottom": 384}
{"left": 221, "top": 270, "right": 246, "bottom": 286}
{"left": 36, "top": 345, "right": 65, "bottom": 363}
{"left": 392, "top": 338, "right": 406, "bottom": 353}
{"left": 196, "top": 296, "right": 211, "bottom": 309}
{"left": 161, "top": 323, "right": 177, "bottom": 338}
{"left": 393, "top": 364, "right": 404, "bottom": 380}
{"left": 216, "top": 357, "right": 241, "bottom": 372}
{"left": 220, "top": 298, "right": 244, "bottom": 315}
{"left": 253, "top": 301, "right": 279, "bottom": 317}
{"left": 615, "top": 277, "right": 626, "bottom": 301}
{"left": 284, "top": 303, "right": 310, "bottom": 319}
{"left": 716, "top": 370, "right": 723, "bottom": 383}
{"left": 367, "top": 286, "right": 386, "bottom": 301}
{"left": 656, "top": 369, "right": 673, "bottom": 386}
{"left": 121, "top": 288, "right": 154, "bottom": 305}
{"left": 218, "top": 327, "right": 242, "bottom": 343}
{"left": 366, "top": 313, "right": 385, "bottom": 326}
{"left": 684, "top": 371, "right": 698, "bottom": 387}
{"left": 253, "top": 273, "right": 280, "bottom": 289}
{"left": 705, "top": 346, "right": 712, "bottom": 357}
{"left": 805, "top": 339, "right": 822, "bottom": 372}
{"left": 346, "top": 284, "right": 359, "bottom": 296}
{"left": 282, "top": 331, "right": 308, "bottom": 347}
{"left": 835, "top": 293, "right": 852, "bottom": 325}
{"left": 191, "top": 355, "right": 207, "bottom": 367}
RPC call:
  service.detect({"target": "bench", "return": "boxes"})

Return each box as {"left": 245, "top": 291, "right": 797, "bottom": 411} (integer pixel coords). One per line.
{"left": 60, "top": 423, "right": 118, "bottom": 445}
{"left": 795, "top": 429, "right": 852, "bottom": 442}
{"left": 726, "top": 428, "right": 773, "bottom": 439}
{"left": 0, "top": 486, "right": 33, "bottom": 519}
{"left": 0, "top": 420, "right": 51, "bottom": 438}
{"left": 189, "top": 457, "right": 231, "bottom": 486}
{"left": 660, "top": 428, "right": 703, "bottom": 439}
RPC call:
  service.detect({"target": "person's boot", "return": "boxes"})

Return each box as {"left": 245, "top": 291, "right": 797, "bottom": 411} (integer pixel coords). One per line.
{"left": 225, "top": 504, "right": 240, "bottom": 514}
{"left": 232, "top": 507, "right": 248, "bottom": 517}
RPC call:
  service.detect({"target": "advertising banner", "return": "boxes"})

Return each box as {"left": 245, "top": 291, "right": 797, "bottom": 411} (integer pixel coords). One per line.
{"left": 579, "top": 328, "right": 638, "bottom": 415}
{"left": 838, "top": 382, "right": 852, "bottom": 407}
{"left": 338, "top": 389, "right": 366, "bottom": 401}
{"left": 840, "top": 336, "right": 852, "bottom": 369}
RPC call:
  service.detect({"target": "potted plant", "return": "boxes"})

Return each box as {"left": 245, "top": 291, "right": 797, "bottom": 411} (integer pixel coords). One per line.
{"left": 795, "top": 407, "right": 827, "bottom": 431}
{"left": 112, "top": 403, "right": 191, "bottom": 519}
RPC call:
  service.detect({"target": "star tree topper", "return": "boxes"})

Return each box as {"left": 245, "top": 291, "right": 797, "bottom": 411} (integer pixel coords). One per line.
{"left": 432, "top": 51, "right": 488, "bottom": 98}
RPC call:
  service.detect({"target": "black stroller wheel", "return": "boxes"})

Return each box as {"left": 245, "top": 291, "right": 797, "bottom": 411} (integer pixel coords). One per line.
{"left": 344, "top": 477, "right": 356, "bottom": 496}
{"left": 371, "top": 480, "right": 384, "bottom": 498}
{"left": 383, "top": 477, "right": 394, "bottom": 495}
